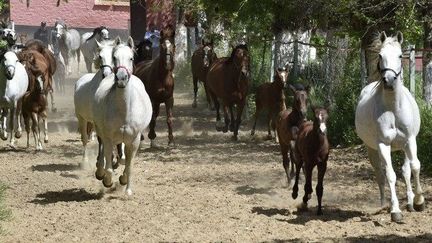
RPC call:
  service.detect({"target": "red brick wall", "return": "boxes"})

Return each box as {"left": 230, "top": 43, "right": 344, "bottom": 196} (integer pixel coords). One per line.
{"left": 10, "top": 0, "right": 130, "bottom": 29}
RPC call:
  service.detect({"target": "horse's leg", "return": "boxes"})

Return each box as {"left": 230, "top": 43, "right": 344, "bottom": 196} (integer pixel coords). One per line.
{"left": 42, "top": 111, "right": 48, "bottom": 143}
{"left": 233, "top": 102, "right": 245, "bottom": 140}
{"left": 31, "top": 112, "right": 42, "bottom": 150}
{"left": 148, "top": 102, "right": 160, "bottom": 148}
{"left": 203, "top": 82, "right": 214, "bottom": 110}
{"left": 192, "top": 76, "right": 198, "bottom": 108}
{"left": 251, "top": 106, "right": 259, "bottom": 137}
{"left": 76, "top": 48, "right": 81, "bottom": 74}
{"left": 316, "top": 161, "right": 327, "bottom": 215}
{"left": 23, "top": 113, "right": 30, "bottom": 148}
{"left": 165, "top": 97, "right": 175, "bottom": 146}
{"left": 377, "top": 143, "right": 402, "bottom": 222}
{"left": 229, "top": 105, "right": 235, "bottom": 132}
{"left": 119, "top": 136, "right": 140, "bottom": 196}
{"left": 77, "top": 116, "right": 90, "bottom": 167}
{"left": 95, "top": 135, "right": 105, "bottom": 180}
{"left": 367, "top": 146, "right": 386, "bottom": 207}
{"left": 15, "top": 99, "right": 23, "bottom": 139}
{"left": 8, "top": 107, "right": 16, "bottom": 147}
{"left": 288, "top": 149, "right": 297, "bottom": 187}
{"left": 212, "top": 93, "right": 222, "bottom": 131}
{"left": 102, "top": 138, "right": 114, "bottom": 188}
{"left": 0, "top": 109, "right": 8, "bottom": 140}
{"left": 116, "top": 143, "right": 126, "bottom": 165}
{"left": 222, "top": 103, "right": 230, "bottom": 133}
{"left": 300, "top": 163, "right": 313, "bottom": 211}
{"left": 280, "top": 144, "right": 292, "bottom": 188}
{"left": 266, "top": 112, "right": 272, "bottom": 140}
{"left": 403, "top": 137, "right": 425, "bottom": 212}
{"left": 291, "top": 149, "right": 303, "bottom": 199}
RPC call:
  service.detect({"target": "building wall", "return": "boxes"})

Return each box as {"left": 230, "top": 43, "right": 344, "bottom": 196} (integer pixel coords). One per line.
{"left": 10, "top": 0, "right": 130, "bottom": 30}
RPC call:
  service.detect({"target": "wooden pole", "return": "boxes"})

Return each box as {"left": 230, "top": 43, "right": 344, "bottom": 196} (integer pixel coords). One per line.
{"left": 130, "top": 0, "right": 147, "bottom": 45}
{"left": 409, "top": 45, "right": 416, "bottom": 95}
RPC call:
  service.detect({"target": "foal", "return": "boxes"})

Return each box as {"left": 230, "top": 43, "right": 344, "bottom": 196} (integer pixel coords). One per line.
{"left": 251, "top": 67, "right": 289, "bottom": 140}
{"left": 292, "top": 108, "right": 329, "bottom": 215}
{"left": 276, "top": 84, "right": 309, "bottom": 186}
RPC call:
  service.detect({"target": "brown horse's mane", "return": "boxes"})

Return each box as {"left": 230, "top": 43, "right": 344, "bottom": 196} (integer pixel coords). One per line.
{"left": 226, "top": 44, "right": 248, "bottom": 64}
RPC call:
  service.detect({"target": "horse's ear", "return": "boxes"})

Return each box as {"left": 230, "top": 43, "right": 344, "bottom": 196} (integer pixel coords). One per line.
{"left": 114, "top": 36, "right": 121, "bottom": 46}
{"left": 396, "top": 31, "right": 403, "bottom": 44}
{"left": 379, "top": 31, "right": 387, "bottom": 43}
{"left": 127, "top": 36, "right": 134, "bottom": 49}
{"left": 95, "top": 39, "right": 102, "bottom": 49}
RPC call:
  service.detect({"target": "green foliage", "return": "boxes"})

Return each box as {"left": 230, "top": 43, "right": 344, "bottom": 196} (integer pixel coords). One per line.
{"left": 416, "top": 100, "right": 432, "bottom": 175}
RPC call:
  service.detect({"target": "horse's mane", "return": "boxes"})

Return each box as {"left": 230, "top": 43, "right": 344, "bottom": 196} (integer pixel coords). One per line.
{"left": 54, "top": 20, "right": 66, "bottom": 28}
{"left": 227, "top": 44, "right": 248, "bottom": 64}
{"left": 366, "top": 32, "right": 402, "bottom": 82}
{"left": 87, "top": 26, "right": 108, "bottom": 41}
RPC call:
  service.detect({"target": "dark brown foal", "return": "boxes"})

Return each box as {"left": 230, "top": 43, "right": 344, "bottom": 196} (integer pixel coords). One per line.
{"left": 292, "top": 108, "right": 329, "bottom": 215}
{"left": 251, "top": 67, "right": 289, "bottom": 140}
{"left": 276, "top": 84, "right": 310, "bottom": 186}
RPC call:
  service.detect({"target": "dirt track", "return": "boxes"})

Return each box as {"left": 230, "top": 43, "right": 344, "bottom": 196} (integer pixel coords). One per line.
{"left": 0, "top": 78, "right": 432, "bottom": 242}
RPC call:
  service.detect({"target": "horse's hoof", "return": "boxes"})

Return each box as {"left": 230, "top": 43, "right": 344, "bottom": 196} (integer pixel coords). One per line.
{"left": 391, "top": 212, "right": 403, "bottom": 223}
{"left": 216, "top": 126, "right": 222, "bottom": 132}
{"left": 317, "top": 209, "right": 323, "bottom": 216}
{"left": 297, "top": 202, "right": 308, "bottom": 212}
{"left": 222, "top": 127, "right": 228, "bottom": 133}
{"left": 125, "top": 188, "right": 133, "bottom": 196}
{"left": 44, "top": 138, "right": 49, "bottom": 143}
{"left": 95, "top": 169, "right": 105, "bottom": 181}
{"left": 406, "top": 204, "right": 415, "bottom": 212}
{"left": 119, "top": 175, "right": 127, "bottom": 185}
{"left": 232, "top": 135, "right": 238, "bottom": 141}
{"left": 250, "top": 130, "right": 255, "bottom": 136}
{"left": 0, "top": 133, "right": 7, "bottom": 141}
{"left": 14, "top": 131, "right": 22, "bottom": 139}
{"left": 414, "top": 202, "right": 425, "bottom": 212}
{"left": 265, "top": 135, "right": 273, "bottom": 140}
{"left": 102, "top": 176, "right": 113, "bottom": 188}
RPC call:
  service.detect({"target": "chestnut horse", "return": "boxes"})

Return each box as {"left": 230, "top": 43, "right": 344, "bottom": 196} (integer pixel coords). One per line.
{"left": 206, "top": 44, "right": 250, "bottom": 140}
{"left": 276, "top": 84, "right": 310, "bottom": 186}
{"left": 251, "top": 67, "right": 289, "bottom": 140}
{"left": 134, "top": 26, "right": 176, "bottom": 146}
{"left": 292, "top": 107, "right": 329, "bottom": 215}
{"left": 24, "top": 39, "right": 57, "bottom": 112}
{"left": 191, "top": 38, "right": 217, "bottom": 109}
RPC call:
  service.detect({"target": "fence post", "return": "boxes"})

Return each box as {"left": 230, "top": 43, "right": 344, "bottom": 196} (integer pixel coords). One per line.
{"left": 409, "top": 45, "right": 415, "bottom": 95}
{"left": 360, "top": 48, "right": 367, "bottom": 86}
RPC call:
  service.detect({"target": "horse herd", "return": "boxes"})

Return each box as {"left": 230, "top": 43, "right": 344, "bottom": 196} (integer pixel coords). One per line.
{"left": 0, "top": 21, "right": 426, "bottom": 223}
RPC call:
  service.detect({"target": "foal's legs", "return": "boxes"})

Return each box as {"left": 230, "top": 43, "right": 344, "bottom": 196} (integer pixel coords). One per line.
{"left": 23, "top": 113, "right": 31, "bottom": 148}
{"left": 95, "top": 135, "right": 105, "bottom": 180}
{"left": 250, "top": 105, "right": 260, "bottom": 137}
{"left": 192, "top": 76, "right": 198, "bottom": 108}
{"left": 102, "top": 138, "right": 114, "bottom": 188}
{"left": 165, "top": 97, "right": 175, "bottom": 145}
{"left": 404, "top": 137, "right": 425, "bottom": 211}
{"left": 78, "top": 116, "right": 90, "bottom": 165}
{"left": 15, "top": 99, "right": 23, "bottom": 138}
{"left": 316, "top": 161, "right": 327, "bottom": 215}
{"left": 301, "top": 163, "right": 313, "bottom": 210}
{"left": 280, "top": 144, "right": 293, "bottom": 188}
{"left": 0, "top": 109, "right": 8, "bottom": 140}
{"left": 378, "top": 143, "right": 402, "bottom": 222}
{"left": 31, "top": 112, "right": 42, "bottom": 150}
{"left": 233, "top": 102, "right": 245, "bottom": 140}
{"left": 367, "top": 146, "right": 386, "bottom": 207}
{"left": 42, "top": 111, "right": 48, "bottom": 143}
{"left": 9, "top": 107, "right": 16, "bottom": 147}
{"left": 148, "top": 102, "right": 160, "bottom": 147}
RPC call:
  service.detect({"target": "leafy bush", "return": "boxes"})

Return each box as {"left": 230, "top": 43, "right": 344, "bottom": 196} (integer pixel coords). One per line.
{"left": 416, "top": 100, "right": 432, "bottom": 175}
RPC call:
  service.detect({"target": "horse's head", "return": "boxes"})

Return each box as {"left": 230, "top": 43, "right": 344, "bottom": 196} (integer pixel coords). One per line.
{"left": 112, "top": 36, "right": 134, "bottom": 88}
{"left": 99, "top": 26, "right": 109, "bottom": 40}
{"left": 275, "top": 66, "right": 289, "bottom": 88}
{"left": 378, "top": 31, "right": 403, "bottom": 91}
{"left": 0, "top": 28, "right": 17, "bottom": 47}
{"left": 202, "top": 38, "right": 215, "bottom": 68}
{"left": 289, "top": 84, "right": 310, "bottom": 119}
{"left": 2, "top": 51, "right": 19, "bottom": 80}
{"left": 231, "top": 44, "right": 250, "bottom": 79}
{"left": 54, "top": 21, "right": 67, "bottom": 38}
{"left": 312, "top": 107, "right": 329, "bottom": 135}
{"left": 135, "top": 39, "right": 152, "bottom": 63}
{"left": 95, "top": 39, "right": 115, "bottom": 78}
{"left": 160, "top": 38, "right": 175, "bottom": 71}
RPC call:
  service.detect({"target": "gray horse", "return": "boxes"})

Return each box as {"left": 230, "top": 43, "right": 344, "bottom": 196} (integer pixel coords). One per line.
{"left": 52, "top": 20, "right": 81, "bottom": 75}
{"left": 81, "top": 26, "right": 109, "bottom": 73}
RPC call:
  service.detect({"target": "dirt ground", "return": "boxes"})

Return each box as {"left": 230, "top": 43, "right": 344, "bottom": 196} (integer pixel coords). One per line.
{"left": 0, "top": 74, "right": 432, "bottom": 242}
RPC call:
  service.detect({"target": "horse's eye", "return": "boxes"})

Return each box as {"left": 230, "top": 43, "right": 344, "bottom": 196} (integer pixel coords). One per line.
{"left": 399, "top": 55, "right": 403, "bottom": 59}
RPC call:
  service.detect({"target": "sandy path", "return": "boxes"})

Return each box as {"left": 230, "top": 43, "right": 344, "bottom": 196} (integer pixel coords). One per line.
{"left": 0, "top": 79, "right": 431, "bottom": 242}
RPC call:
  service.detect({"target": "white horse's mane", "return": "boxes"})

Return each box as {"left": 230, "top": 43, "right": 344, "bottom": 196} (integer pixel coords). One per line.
{"left": 366, "top": 32, "right": 402, "bottom": 83}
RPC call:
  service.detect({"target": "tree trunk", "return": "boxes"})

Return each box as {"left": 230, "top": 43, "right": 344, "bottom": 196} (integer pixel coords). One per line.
{"left": 130, "top": 0, "right": 147, "bottom": 45}
{"left": 423, "top": 18, "right": 432, "bottom": 105}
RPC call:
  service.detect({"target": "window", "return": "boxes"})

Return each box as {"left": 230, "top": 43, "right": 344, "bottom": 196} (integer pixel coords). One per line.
{"left": 95, "top": 0, "right": 130, "bottom": 6}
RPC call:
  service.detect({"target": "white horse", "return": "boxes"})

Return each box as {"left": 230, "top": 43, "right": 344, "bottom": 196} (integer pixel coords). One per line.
{"left": 74, "top": 39, "right": 115, "bottom": 168}
{"left": 92, "top": 37, "right": 152, "bottom": 195}
{"left": 81, "top": 26, "right": 109, "bottom": 73}
{"left": 53, "top": 20, "right": 81, "bottom": 75}
{"left": 0, "top": 51, "right": 29, "bottom": 146}
{"left": 355, "top": 31, "right": 425, "bottom": 222}
{"left": 48, "top": 43, "right": 66, "bottom": 94}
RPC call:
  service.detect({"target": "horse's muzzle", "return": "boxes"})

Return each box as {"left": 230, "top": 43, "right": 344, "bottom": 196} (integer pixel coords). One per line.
{"left": 116, "top": 79, "right": 127, "bottom": 89}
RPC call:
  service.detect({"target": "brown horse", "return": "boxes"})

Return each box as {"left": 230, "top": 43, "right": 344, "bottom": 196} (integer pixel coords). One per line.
{"left": 292, "top": 107, "right": 329, "bottom": 215}
{"left": 19, "top": 50, "right": 50, "bottom": 150}
{"left": 276, "top": 84, "right": 310, "bottom": 186}
{"left": 191, "top": 38, "right": 217, "bottom": 109}
{"left": 134, "top": 25, "right": 176, "bottom": 146}
{"left": 206, "top": 44, "right": 250, "bottom": 140}
{"left": 251, "top": 67, "right": 289, "bottom": 140}
{"left": 24, "top": 39, "right": 57, "bottom": 112}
